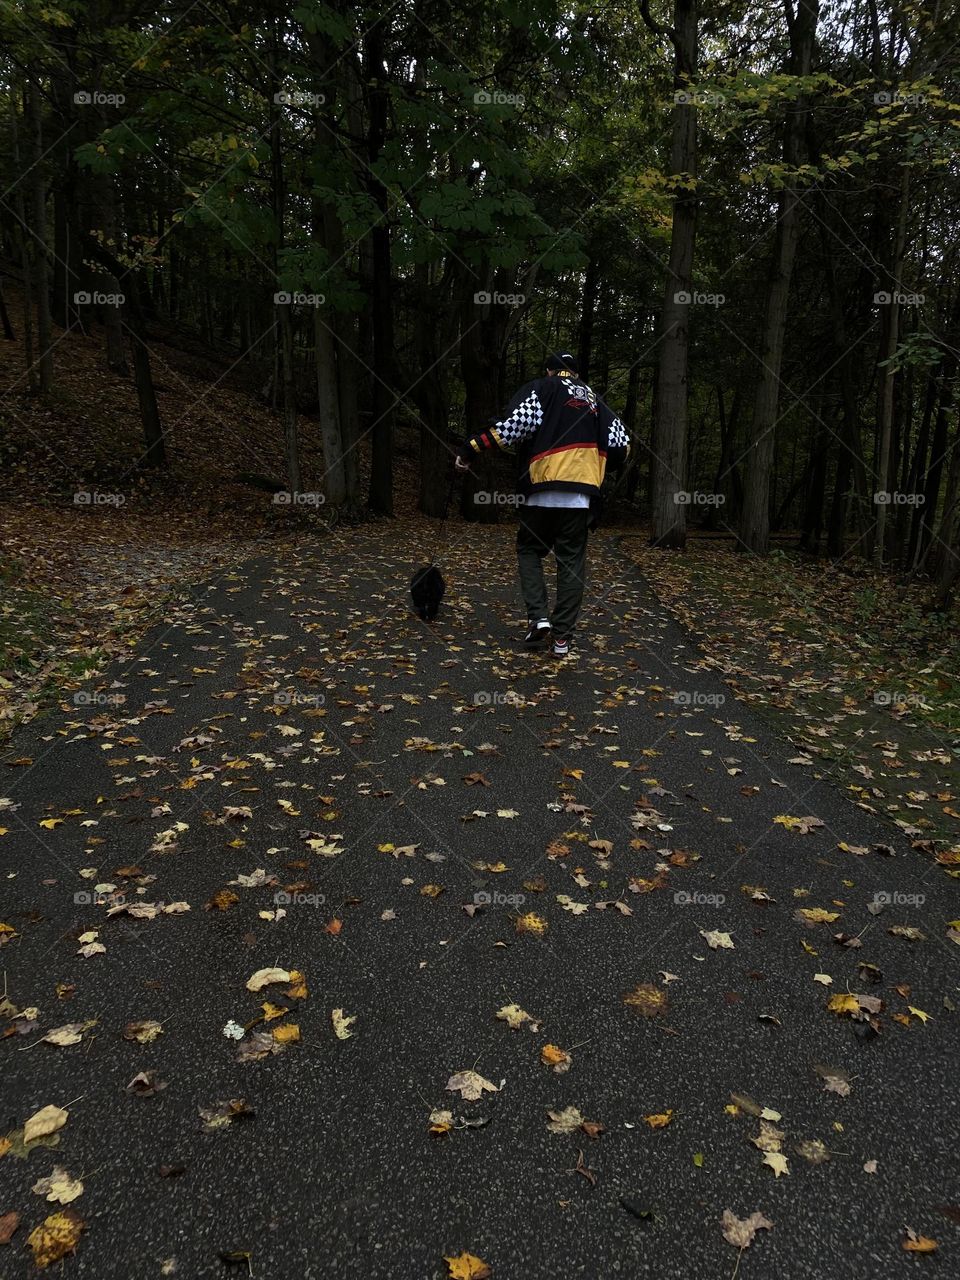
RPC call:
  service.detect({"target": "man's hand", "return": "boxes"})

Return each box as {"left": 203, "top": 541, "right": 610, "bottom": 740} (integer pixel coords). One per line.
{"left": 454, "top": 454, "right": 471, "bottom": 473}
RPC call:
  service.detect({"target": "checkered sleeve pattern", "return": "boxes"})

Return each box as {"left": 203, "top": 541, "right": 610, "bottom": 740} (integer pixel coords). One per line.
{"left": 494, "top": 390, "right": 543, "bottom": 447}
{"left": 466, "top": 386, "right": 543, "bottom": 454}
{"left": 608, "top": 415, "right": 630, "bottom": 450}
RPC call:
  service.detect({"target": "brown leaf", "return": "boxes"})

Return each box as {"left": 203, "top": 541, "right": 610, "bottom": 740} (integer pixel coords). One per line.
{"left": 721, "top": 1209, "right": 773, "bottom": 1248}
{"left": 0, "top": 1211, "right": 20, "bottom": 1244}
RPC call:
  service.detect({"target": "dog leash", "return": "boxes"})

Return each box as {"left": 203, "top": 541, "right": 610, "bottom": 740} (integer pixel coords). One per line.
{"left": 430, "top": 464, "right": 458, "bottom": 564}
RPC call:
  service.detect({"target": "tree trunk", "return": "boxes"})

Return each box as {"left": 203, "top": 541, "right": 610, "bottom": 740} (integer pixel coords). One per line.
{"left": 315, "top": 308, "right": 346, "bottom": 506}
{"left": 577, "top": 252, "right": 599, "bottom": 383}
{"left": 269, "top": 29, "right": 301, "bottom": 496}
{"left": 28, "top": 84, "right": 53, "bottom": 394}
{"left": 740, "top": 0, "right": 819, "bottom": 553}
{"left": 10, "top": 90, "right": 36, "bottom": 388}
{"left": 97, "top": 177, "right": 129, "bottom": 375}
{"left": 364, "top": 18, "right": 395, "bottom": 514}
{"left": 643, "top": 0, "right": 698, "bottom": 549}
{"left": 872, "top": 166, "right": 910, "bottom": 565}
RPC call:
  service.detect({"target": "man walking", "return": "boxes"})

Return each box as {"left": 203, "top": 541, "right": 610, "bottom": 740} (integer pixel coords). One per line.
{"left": 455, "top": 352, "right": 629, "bottom": 656}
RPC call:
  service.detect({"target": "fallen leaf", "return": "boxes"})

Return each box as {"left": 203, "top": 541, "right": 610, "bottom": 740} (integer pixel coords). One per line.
{"left": 41, "top": 1021, "right": 97, "bottom": 1047}
{"left": 245, "top": 967, "right": 291, "bottom": 992}
{"left": 902, "top": 1228, "right": 938, "bottom": 1253}
{"left": 31, "top": 1167, "right": 83, "bottom": 1205}
{"left": 761, "top": 1151, "right": 789, "bottom": 1177}
{"left": 546, "top": 1106, "right": 584, "bottom": 1134}
{"left": 122, "top": 1019, "right": 163, "bottom": 1044}
{"left": 496, "top": 1004, "right": 535, "bottom": 1030}
{"left": 541, "top": 1044, "right": 571, "bottom": 1073}
{"left": 23, "top": 1106, "right": 68, "bottom": 1145}
{"left": 331, "top": 1009, "right": 356, "bottom": 1039}
{"left": 624, "top": 983, "right": 668, "bottom": 1016}
{"left": 126, "top": 1069, "right": 166, "bottom": 1095}
{"left": 26, "top": 1209, "right": 85, "bottom": 1268}
{"left": 720, "top": 1209, "right": 774, "bottom": 1248}
{"left": 447, "top": 1071, "right": 499, "bottom": 1101}
{"left": 444, "top": 1251, "right": 492, "bottom": 1279}
{"left": 700, "top": 929, "right": 734, "bottom": 950}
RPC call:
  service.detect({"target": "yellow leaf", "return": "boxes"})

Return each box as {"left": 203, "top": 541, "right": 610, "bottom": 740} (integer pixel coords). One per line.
{"left": 762, "top": 1151, "right": 790, "bottom": 1177}
{"left": 27, "top": 1210, "right": 85, "bottom": 1268}
{"left": 903, "top": 1233, "right": 938, "bottom": 1253}
{"left": 272, "top": 1023, "right": 300, "bottom": 1044}
{"left": 332, "top": 1008, "right": 356, "bottom": 1039}
{"left": 796, "top": 908, "right": 839, "bottom": 923}
{"left": 515, "top": 912, "right": 548, "bottom": 936}
{"left": 39, "top": 818, "right": 64, "bottom": 830}
{"left": 624, "top": 983, "right": 668, "bottom": 1016}
{"left": 495, "top": 1004, "right": 532, "bottom": 1029}
{"left": 908, "top": 1005, "right": 932, "bottom": 1025}
{"left": 541, "top": 1043, "right": 570, "bottom": 1070}
{"left": 644, "top": 1110, "right": 673, "bottom": 1129}
{"left": 261, "top": 1002, "right": 287, "bottom": 1022}
{"left": 444, "top": 1251, "right": 492, "bottom": 1279}
{"left": 827, "top": 993, "right": 859, "bottom": 1015}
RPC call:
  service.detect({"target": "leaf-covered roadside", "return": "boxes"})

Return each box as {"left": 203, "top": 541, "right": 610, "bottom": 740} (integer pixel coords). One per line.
{"left": 623, "top": 537, "right": 960, "bottom": 844}
{"left": 0, "top": 506, "right": 258, "bottom": 741}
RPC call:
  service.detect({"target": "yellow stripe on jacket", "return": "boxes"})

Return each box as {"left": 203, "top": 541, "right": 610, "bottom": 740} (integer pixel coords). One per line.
{"left": 529, "top": 443, "right": 606, "bottom": 489}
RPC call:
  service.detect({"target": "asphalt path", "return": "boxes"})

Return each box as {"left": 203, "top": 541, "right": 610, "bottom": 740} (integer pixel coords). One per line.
{"left": 1, "top": 524, "right": 958, "bottom": 1279}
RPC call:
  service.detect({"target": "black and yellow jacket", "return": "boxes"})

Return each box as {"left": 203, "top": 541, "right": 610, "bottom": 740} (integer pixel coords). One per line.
{"left": 461, "top": 369, "right": 630, "bottom": 497}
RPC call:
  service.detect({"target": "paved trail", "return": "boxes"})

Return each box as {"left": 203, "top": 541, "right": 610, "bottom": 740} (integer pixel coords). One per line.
{"left": 1, "top": 525, "right": 957, "bottom": 1279}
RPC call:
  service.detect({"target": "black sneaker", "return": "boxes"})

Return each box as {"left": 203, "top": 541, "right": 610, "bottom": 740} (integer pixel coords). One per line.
{"left": 552, "top": 636, "right": 570, "bottom": 657}
{"left": 524, "top": 619, "right": 551, "bottom": 648}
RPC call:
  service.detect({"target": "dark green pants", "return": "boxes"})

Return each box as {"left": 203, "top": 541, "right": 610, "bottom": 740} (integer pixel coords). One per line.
{"left": 516, "top": 506, "right": 590, "bottom": 636}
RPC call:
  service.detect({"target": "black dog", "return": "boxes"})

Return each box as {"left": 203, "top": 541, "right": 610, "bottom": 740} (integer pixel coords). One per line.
{"left": 410, "top": 564, "right": 446, "bottom": 620}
